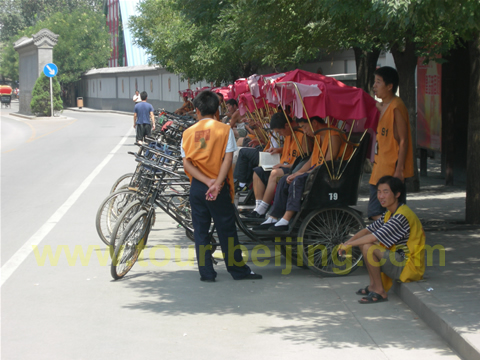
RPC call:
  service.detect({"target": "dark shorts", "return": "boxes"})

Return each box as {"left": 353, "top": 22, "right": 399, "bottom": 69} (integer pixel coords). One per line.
{"left": 136, "top": 123, "right": 152, "bottom": 142}
{"left": 253, "top": 166, "right": 290, "bottom": 187}
{"left": 368, "top": 183, "right": 407, "bottom": 219}
{"left": 381, "top": 249, "right": 406, "bottom": 280}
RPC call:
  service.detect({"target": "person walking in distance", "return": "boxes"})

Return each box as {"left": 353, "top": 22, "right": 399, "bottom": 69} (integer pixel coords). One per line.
{"left": 132, "top": 90, "right": 141, "bottom": 104}
{"left": 133, "top": 91, "right": 155, "bottom": 142}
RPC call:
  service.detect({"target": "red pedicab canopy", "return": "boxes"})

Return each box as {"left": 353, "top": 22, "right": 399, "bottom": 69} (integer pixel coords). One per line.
{"left": 262, "top": 69, "right": 380, "bottom": 162}
{"left": 264, "top": 69, "right": 379, "bottom": 132}
{"left": 212, "top": 85, "right": 234, "bottom": 101}
{"left": 178, "top": 88, "right": 194, "bottom": 99}
{"left": 0, "top": 85, "right": 13, "bottom": 95}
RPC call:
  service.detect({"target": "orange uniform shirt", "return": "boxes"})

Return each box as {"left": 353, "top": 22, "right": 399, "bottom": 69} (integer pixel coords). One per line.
{"left": 280, "top": 130, "right": 305, "bottom": 165}
{"left": 182, "top": 119, "right": 236, "bottom": 202}
{"left": 310, "top": 130, "right": 342, "bottom": 168}
{"left": 370, "top": 97, "right": 414, "bottom": 185}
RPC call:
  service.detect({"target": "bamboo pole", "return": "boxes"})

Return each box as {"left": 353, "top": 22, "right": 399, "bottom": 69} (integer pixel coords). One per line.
{"left": 273, "top": 85, "right": 305, "bottom": 158}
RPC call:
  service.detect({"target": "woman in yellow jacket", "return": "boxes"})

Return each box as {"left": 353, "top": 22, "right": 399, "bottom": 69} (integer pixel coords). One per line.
{"left": 339, "top": 175, "right": 425, "bottom": 304}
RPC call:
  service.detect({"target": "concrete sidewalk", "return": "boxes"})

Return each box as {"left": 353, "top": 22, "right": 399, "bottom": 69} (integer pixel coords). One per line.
{"left": 135, "top": 155, "right": 478, "bottom": 359}
{"left": 355, "top": 162, "right": 480, "bottom": 360}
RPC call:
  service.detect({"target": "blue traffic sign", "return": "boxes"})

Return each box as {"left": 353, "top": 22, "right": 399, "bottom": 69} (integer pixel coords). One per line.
{"left": 43, "top": 63, "right": 58, "bottom": 77}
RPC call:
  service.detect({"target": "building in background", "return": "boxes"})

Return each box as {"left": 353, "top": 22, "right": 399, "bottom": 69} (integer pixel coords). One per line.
{"left": 104, "top": 0, "right": 149, "bottom": 67}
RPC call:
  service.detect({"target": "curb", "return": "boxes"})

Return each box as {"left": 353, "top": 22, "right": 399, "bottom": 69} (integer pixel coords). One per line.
{"left": 8, "top": 112, "right": 74, "bottom": 121}
{"left": 66, "top": 107, "right": 133, "bottom": 116}
{"left": 393, "top": 281, "right": 480, "bottom": 360}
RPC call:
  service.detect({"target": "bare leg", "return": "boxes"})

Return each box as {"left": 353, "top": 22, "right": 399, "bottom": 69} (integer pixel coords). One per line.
{"left": 263, "top": 168, "right": 284, "bottom": 204}
{"left": 360, "top": 244, "right": 388, "bottom": 299}
{"left": 252, "top": 172, "right": 266, "bottom": 200}
{"left": 282, "top": 210, "right": 295, "bottom": 222}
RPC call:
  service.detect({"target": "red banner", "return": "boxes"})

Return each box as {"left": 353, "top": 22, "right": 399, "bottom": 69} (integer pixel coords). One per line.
{"left": 417, "top": 57, "right": 442, "bottom": 151}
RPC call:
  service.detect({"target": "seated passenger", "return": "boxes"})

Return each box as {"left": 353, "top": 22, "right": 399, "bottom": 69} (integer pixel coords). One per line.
{"left": 175, "top": 96, "right": 194, "bottom": 115}
{"left": 234, "top": 128, "right": 280, "bottom": 190}
{"left": 225, "top": 99, "right": 247, "bottom": 139}
{"left": 254, "top": 116, "right": 341, "bottom": 231}
{"left": 244, "top": 112, "right": 307, "bottom": 219}
{"left": 338, "top": 176, "right": 425, "bottom": 304}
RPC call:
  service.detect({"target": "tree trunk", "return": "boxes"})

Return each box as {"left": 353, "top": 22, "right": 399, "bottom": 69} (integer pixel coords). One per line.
{"left": 442, "top": 43, "right": 470, "bottom": 186}
{"left": 391, "top": 39, "right": 420, "bottom": 192}
{"left": 466, "top": 33, "right": 480, "bottom": 224}
{"left": 354, "top": 47, "right": 381, "bottom": 95}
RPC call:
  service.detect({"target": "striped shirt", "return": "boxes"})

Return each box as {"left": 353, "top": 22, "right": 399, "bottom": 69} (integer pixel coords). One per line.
{"left": 367, "top": 205, "right": 410, "bottom": 254}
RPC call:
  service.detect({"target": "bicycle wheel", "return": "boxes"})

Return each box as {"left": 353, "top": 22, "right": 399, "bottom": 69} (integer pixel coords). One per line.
{"left": 95, "top": 189, "right": 137, "bottom": 245}
{"left": 109, "top": 200, "right": 142, "bottom": 257}
{"left": 110, "top": 173, "right": 134, "bottom": 193}
{"left": 300, "top": 207, "right": 364, "bottom": 276}
{"left": 111, "top": 210, "right": 150, "bottom": 280}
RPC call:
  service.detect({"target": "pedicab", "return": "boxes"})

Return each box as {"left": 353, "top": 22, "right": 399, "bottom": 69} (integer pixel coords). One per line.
{"left": 0, "top": 85, "right": 13, "bottom": 108}
{"left": 233, "top": 70, "right": 380, "bottom": 276}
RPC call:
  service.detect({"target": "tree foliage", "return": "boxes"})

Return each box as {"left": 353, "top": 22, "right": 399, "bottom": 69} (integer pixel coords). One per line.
{"left": 0, "top": 9, "right": 111, "bottom": 86}
{"left": 30, "top": 73, "right": 63, "bottom": 116}
{"left": 0, "top": 0, "right": 103, "bottom": 42}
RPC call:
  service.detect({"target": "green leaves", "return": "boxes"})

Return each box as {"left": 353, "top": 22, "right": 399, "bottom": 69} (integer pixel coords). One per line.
{"left": 30, "top": 73, "right": 63, "bottom": 116}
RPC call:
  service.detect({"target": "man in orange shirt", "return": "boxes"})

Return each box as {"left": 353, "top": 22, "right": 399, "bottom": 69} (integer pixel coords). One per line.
{"left": 181, "top": 91, "right": 262, "bottom": 282}
{"left": 369, "top": 67, "right": 414, "bottom": 220}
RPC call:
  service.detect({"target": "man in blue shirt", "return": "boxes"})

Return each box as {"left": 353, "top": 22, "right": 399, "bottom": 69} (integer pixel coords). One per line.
{"left": 133, "top": 91, "right": 155, "bottom": 142}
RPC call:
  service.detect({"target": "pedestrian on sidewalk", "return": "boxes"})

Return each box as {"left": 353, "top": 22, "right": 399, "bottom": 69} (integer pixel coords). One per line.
{"left": 133, "top": 91, "right": 155, "bottom": 142}
{"left": 132, "top": 90, "right": 142, "bottom": 104}
{"left": 369, "top": 66, "right": 415, "bottom": 220}
{"left": 339, "top": 176, "right": 425, "bottom": 304}
{"left": 181, "top": 90, "right": 262, "bottom": 282}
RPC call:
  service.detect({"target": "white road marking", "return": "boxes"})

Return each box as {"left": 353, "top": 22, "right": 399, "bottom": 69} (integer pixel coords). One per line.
{"left": 0, "top": 127, "right": 134, "bottom": 287}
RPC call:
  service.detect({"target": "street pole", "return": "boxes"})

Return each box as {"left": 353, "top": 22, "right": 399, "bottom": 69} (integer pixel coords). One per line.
{"left": 50, "top": 77, "right": 53, "bottom": 118}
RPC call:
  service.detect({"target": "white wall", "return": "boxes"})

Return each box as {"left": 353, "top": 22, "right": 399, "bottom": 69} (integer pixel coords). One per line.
{"left": 98, "top": 77, "right": 116, "bottom": 98}
{"left": 162, "top": 73, "right": 180, "bottom": 101}
{"left": 130, "top": 76, "right": 144, "bottom": 97}
{"left": 145, "top": 75, "right": 161, "bottom": 100}
{"left": 117, "top": 77, "right": 130, "bottom": 99}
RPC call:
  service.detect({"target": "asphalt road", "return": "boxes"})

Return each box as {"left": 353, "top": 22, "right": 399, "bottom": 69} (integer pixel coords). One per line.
{"left": 1, "top": 101, "right": 461, "bottom": 360}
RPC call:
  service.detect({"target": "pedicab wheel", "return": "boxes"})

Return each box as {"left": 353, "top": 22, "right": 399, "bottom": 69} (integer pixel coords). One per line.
{"left": 300, "top": 207, "right": 364, "bottom": 276}
{"left": 110, "top": 173, "right": 134, "bottom": 194}
{"left": 111, "top": 210, "right": 150, "bottom": 280}
{"left": 95, "top": 189, "right": 137, "bottom": 246}
{"left": 280, "top": 237, "right": 307, "bottom": 268}
{"left": 185, "top": 228, "right": 194, "bottom": 241}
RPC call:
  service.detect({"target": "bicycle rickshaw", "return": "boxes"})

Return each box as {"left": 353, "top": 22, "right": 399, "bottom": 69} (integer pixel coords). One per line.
{"left": 0, "top": 85, "right": 13, "bottom": 108}
{"left": 96, "top": 70, "right": 379, "bottom": 280}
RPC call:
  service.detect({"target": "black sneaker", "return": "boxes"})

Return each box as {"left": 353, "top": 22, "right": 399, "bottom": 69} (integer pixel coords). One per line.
{"left": 200, "top": 277, "right": 216, "bottom": 283}
{"left": 252, "top": 223, "right": 274, "bottom": 231}
{"left": 269, "top": 224, "right": 289, "bottom": 232}
{"left": 235, "top": 184, "right": 248, "bottom": 192}
{"left": 243, "top": 210, "right": 265, "bottom": 219}
{"left": 236, "top": 273, "right": 263, "bottom": 280}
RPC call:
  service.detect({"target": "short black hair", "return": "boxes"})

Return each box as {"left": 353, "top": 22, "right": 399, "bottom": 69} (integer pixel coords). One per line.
{"left": 225, "top": 99, "right": 238, "bottom": 107}
{"left": 376, "top": 175, "right": 404, "bottom": 196}
{"left": 193, "top": 91, "right": 219, "bottom": 116}
{"left": 296, "top": 116, "right": 325, "bottom": 125}
{"left": 140, "top": 91, "right": 148, "bottom": 100}
{"left": 374, "top": 66, "right": 399, "bottom": 94}
{"left": 270, "top": 112, "right": 291, "bottom": 130}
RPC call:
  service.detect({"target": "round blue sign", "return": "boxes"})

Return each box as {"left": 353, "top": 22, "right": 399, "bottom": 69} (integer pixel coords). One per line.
{"left": 43, "top": 63, "right": 58, "bottom": 77}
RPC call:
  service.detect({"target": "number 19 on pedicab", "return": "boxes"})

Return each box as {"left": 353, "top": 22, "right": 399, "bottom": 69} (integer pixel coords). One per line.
{"left": 43, "top": 63, "right": 58, "bottom": 118}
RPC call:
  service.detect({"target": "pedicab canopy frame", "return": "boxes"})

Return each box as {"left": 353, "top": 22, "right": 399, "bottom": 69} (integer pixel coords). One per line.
{"left": 262, "top": 70, "right": 379, "bottom": 180}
